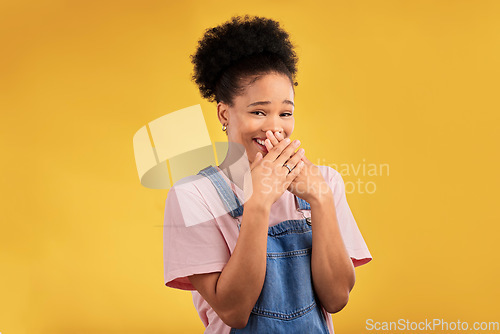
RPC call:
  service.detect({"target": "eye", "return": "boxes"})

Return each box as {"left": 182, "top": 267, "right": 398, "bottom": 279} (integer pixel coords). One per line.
{"left": 251, "top": 111, "right": 265, "bottom": 116}
{"left": 281, "top": 113, "right": 293, "bottom": 117}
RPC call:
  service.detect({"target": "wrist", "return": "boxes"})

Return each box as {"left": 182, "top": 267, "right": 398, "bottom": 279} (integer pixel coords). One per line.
{"left": 245, "top": 196, "right": 272, "bottom": 214}
{"left": 308, "top": 190, "right": 334, "bottom": 208}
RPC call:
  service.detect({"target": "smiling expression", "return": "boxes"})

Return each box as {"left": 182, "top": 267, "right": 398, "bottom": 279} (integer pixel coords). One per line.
{"left": 217, "top": 73, "right": 295, "bottom": 164}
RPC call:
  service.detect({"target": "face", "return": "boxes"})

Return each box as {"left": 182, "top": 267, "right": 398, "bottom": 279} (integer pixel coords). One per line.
{"left": 217, "top": 73, "right": 295, "bottom": 164}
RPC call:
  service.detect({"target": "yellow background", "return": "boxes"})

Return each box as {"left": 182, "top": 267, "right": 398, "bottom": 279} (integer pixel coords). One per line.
{"left": 1, "top": 0, "right": 499, "bottom": 333}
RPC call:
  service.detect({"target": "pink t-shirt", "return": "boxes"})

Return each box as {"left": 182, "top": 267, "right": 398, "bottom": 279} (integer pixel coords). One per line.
{"left": 163, "top": 165, "right": 372, "bottom": 333}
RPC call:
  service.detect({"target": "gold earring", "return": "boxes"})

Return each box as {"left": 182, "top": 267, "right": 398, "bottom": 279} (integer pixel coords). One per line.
{"left": 222, "top": 124, "right": 227, "bottom": 132}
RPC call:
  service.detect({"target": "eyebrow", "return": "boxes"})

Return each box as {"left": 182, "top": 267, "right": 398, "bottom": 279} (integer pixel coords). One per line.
{"left": 247, "top": 100, "right": 294, "bottom": 108}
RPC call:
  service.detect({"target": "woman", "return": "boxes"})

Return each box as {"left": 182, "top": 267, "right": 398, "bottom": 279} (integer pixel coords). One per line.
{"left": 163, "top": 15, "right": 372, "bottom": 333}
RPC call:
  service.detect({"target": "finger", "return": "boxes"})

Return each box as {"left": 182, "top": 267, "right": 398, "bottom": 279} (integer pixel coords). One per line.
{"left": 286, "top": 160, "right": 305, "bottom": 181}
{"left": 301, "top": 154, "right": 312, "bottom": 165}
{"left": 274, "top": 131, "right": 285, "bottom": 142}
{"left": 262, "top": 137, "right": 292, "bottom": 162}
{"left": 264, "top": 138, "right": 274, "bottom": 152}
{"left": 266, "top": 130, "right": 280, "bottom": 147}
{"left": 264, "top": 131, "right": 288, "bottom": 155}
{"left": 285, "top": 148, "right": 305, "bottom": 169}
{"left": 263, "top": 131, "right": 276, "bottom": 152}
{"left": 275, "top": 139, "right": 301, "bottom": 166}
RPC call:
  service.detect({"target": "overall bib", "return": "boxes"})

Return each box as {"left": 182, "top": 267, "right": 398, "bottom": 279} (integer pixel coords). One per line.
{"left": 198, "top": 166, "right": 330, "bottom": 334}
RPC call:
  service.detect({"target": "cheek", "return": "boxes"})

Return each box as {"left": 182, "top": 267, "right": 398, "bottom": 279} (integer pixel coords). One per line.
{"left": 286, "top": 118, "right": 295, "bottom": 135}
{"left": 239, "top": 119, "right": 260, "bottom": 135}
{"left": 229, "top": 119, "right": 254, "bottom": 142}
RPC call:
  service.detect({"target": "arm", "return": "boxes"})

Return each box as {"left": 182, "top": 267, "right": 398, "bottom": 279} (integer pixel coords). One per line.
{"left": 310, "top": 193, "right": 356, "bottom": 313}
{"left": 188, "top": 138, "right": 303, "bottom": 328}
{"left": 262, "top": 131, "right": 356, "bottom": 313}
{"left": 188, "top": 198, "right": 270, "bottom": 328}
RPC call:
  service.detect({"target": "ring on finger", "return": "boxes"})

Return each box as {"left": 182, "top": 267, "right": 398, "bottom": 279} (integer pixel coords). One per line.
{"left": 283, "top": 163, "right": 293, "bottom": 173}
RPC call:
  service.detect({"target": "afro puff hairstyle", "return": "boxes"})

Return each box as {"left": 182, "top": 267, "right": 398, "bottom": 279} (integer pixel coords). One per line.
{"left": 190, "top": 15, "right": 298, "bottom": 106}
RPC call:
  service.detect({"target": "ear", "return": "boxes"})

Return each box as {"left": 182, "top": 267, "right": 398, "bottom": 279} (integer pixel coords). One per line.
{"left": 217, "top": 102, "right": 230, "bottom": 126}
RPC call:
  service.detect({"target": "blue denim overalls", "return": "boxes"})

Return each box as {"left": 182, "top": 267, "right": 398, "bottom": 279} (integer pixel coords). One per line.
{"left": 198, "top": 166, "right": 330, "bottom": 333}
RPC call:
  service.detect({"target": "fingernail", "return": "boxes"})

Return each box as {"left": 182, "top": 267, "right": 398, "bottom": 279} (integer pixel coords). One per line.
{"left": 295, "top": 140, "right": 301, "bottom": 145}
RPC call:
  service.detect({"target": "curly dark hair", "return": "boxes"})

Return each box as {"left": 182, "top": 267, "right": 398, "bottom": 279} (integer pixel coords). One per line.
{"left": 190, "top": 15, "right": 299, "bottom": 106}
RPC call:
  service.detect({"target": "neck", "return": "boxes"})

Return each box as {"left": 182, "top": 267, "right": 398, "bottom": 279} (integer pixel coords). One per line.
{"left": 218, "top": 140, "right": 251, "bottom": 191}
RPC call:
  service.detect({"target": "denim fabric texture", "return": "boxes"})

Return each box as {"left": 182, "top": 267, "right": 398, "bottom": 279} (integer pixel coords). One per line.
{"left": 198, "top": 166, "right": 330, "bottom": 333}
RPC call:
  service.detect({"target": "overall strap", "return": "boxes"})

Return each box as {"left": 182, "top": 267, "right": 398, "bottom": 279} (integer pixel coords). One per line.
{"left": 296, "top": 196, "right": 311, "bottom": 210}
{"left": 197, "top": 166, "right": 244, "bottom": 219}
{"left": 295, "top": 195, "right": 312, "bottom": 226}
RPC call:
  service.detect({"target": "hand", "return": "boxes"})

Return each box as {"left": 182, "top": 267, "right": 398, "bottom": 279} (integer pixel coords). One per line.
{"left": 243, "top": 135, "right": 305, "bottom": 209}
{"left": 264, "top": 131, "right": 332, "bottom": 204}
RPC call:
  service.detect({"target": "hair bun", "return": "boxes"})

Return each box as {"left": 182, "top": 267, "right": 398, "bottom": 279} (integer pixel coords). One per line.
{"left": 190, "top": 15, "right": 298, "bottom": 103}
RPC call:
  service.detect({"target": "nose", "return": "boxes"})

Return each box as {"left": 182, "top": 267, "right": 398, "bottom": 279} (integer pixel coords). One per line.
{"left": 262, "top": 115, "right": 283, "bottom": 135}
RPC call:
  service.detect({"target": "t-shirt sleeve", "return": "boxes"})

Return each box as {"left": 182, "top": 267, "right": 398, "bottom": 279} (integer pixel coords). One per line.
{"left": 327, "top": 166, "right": 373, "bottom": 267}
{"left": 163, "top": 183, "right": 230, "bottom": 290}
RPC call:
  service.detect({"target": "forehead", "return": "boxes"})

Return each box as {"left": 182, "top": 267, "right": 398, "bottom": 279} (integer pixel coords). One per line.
{"left": 236, "top": 73, "right": 294, "bottom": 105}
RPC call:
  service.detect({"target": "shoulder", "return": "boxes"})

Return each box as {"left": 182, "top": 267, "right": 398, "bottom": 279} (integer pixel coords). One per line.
{"left": 166, "top": 171, "right": 218, "bottom": 211}
{"left": 166, "top": 168, "right": 231, "bottom": 222}
{"left": 171, "top": 173, "right": 211, "bottom": 194}
{"left": 170, "top": 167, "right": 222, "bottom": 197}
